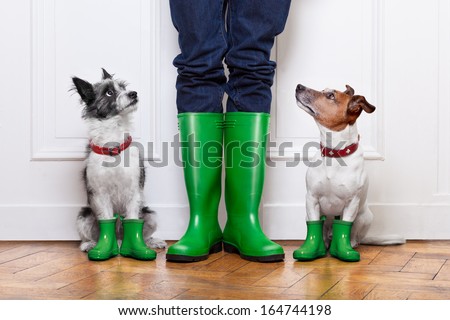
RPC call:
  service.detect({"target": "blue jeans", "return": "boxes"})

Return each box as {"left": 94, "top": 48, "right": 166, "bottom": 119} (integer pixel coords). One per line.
{"left": 170, "top": 0, "right": 291, "bottom": 113}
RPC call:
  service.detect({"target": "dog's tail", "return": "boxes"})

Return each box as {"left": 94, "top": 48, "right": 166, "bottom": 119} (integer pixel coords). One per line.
{"left": 78, "top": 206, "right": 94, "bottom": 219}
{"left": 140, "top": 206, "right": 155, "bottom": 216}
{"left": 76, "top": 207, "right": 99, "bottom": 251}
{"left": 139, "top": 206, "right": 157, "bottom": 226}
{"left": 361, "top": 235, "right": 405, "bottom": 246}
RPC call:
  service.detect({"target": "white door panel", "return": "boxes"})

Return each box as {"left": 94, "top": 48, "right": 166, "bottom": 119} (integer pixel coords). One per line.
{"left": 0, "top": 0, "right": 449, "bottom": 240}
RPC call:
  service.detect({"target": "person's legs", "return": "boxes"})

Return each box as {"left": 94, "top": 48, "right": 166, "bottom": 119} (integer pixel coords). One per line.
{"left": 169, "top": 0, "right": 291, "bottom": 262}
{"left": 224, "top": 0, "right": 291, "bottom": 113}
{"left": 170, "top": 0, "right": 228, "bottom": 113}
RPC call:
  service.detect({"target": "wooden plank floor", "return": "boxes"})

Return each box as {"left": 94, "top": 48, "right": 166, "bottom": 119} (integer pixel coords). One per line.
{"left": 1, "top": 240, "right": 450, "bottom": 300}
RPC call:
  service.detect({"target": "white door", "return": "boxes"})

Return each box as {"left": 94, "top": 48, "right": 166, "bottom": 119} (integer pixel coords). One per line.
{"left": 1, "top": 0, "right": 449, "bottom": 241}
{"left": 264, "top": 0, "right": 450, "bottom": 240}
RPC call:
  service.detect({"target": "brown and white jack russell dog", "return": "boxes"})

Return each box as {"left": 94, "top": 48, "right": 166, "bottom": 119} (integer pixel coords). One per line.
{"left": 294, "top": 84, "right": 404, "bottom": 262}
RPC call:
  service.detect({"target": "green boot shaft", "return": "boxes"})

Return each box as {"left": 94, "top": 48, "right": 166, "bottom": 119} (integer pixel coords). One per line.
{"left": 179, "top": 113, "right": 223, "bottom": 220}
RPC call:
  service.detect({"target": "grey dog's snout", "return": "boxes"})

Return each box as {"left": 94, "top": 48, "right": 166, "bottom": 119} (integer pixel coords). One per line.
{"left": 128, "top": 91, "right": 138, "bottom": 99}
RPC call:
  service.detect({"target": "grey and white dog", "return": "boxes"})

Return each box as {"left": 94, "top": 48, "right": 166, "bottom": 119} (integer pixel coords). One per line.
{"left": 72, "top": 69, "right": 166, "bottom": 252}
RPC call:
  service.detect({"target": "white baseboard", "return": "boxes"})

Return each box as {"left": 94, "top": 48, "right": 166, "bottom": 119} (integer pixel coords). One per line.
{"left": 0, "top": 204, "right": 189, "bottom": 241}
{"left": 263, "top": 203, "right": 450, "bottom": 240}
{"left": 1, "top": 203, "right": 449, "bottom": 240}
{"left": 0, "top": 205, "right": 80, "bottom": 240}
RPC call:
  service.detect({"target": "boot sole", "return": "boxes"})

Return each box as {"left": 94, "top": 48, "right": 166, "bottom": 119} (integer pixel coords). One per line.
{"left": 120, "top": 249, "right": 156, "bottom": 261}
{"left": 329, "top": 251, "right": 360, "bottom": 262}
{"left": 223, "top": 242, "right": 284, "bottom": 263}
{"left": 293, "top": 252, "right": 327, "bottom": 261}
{"left": 166, "top": 242, "right": 223, "bottom": 263}
{"left": 88, "top": 249, "right": 119, "bottom": 261}
{"left": 329, "top": 243, "right": 360, "bottom": 262}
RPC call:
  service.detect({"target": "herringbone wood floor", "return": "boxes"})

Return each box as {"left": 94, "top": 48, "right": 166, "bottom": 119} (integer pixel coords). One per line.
{"left": 1, "top": 240, "right": 450, "bottom": 300}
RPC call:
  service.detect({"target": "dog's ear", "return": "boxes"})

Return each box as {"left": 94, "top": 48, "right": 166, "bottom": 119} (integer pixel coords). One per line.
{"left": 72, "top": 77, "right": 95, "bottom": 105}
{"left": 348, "top": 95, "right": 376, "bottom": 115}
{"left": 344, "top": 85, "right": 355, "bottom": 96}
{"left": 101, "top": 68, "right": 113, "bottom": 80}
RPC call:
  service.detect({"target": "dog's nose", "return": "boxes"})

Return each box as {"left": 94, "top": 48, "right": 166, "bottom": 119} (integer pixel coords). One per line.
{"left": 296, "top": 84, "right": 306, "bottom": 92}
{"left": 128, "top": 91, "right": 138, "bottom": 99}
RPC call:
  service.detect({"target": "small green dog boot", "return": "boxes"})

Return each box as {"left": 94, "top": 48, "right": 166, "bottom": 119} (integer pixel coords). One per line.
{"left": 120, "top": 219, "right": 156, "bottom": 261}
{"left": 88, "top": 218, "right": 119, "bottom": 261}
{"left": 293, "top": 219, "right": 326, "bottom": 261}
{"left": 329, "top": 219, "right": 360, "bottom": 262}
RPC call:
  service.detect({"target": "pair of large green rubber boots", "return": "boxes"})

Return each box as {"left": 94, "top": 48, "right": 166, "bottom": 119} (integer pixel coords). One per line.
{"left": 166, "top": 112, "right": 285, "bottom": 262}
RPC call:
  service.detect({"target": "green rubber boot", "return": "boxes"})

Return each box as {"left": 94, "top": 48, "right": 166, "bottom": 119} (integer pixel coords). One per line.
{"left": 293, "top": 218, "right": 326, "bottom": 261}
{"left": 88, "top": 218, "right": 119, "bottom": 261}
{"left": 223, "top": 112, "right": 284, "bottom": 262}
{"left": 166, "top": 113, "right": 224, "bottom": 262}
{"left": 120, "top": 219, "right": 156, "bottom": 261}
{"left": 329, "top": 219, "right": 360, "bottom": 262}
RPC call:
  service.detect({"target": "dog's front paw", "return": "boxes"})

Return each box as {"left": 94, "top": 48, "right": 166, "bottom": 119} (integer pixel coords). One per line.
{"left": 351, "top": 239, "right": 360, "bottom": 248}
{"left": 146, "top": 237, "right": 167, "bottom": 249}
{"left": 80, "top": 241, "right": 97, "bottom": 252}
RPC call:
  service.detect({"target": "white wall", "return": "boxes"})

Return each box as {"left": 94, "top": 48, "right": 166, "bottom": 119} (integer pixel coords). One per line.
{"left": 0, "top": 0, "right": 449, "bottom": 240}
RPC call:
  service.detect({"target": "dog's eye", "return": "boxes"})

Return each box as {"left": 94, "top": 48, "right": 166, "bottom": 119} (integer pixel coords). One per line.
{"left": 326, "top": 92, "right": 335, "bottom": 100}
{"left": 106, "top": 90, "right": 114, "bottom": 97}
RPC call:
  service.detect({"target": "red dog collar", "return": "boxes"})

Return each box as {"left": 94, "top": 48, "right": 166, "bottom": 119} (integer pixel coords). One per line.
{"left": 89, "top": 136, "right": 132, "bottom": 156}
{"left": 320, "top": 136, "right": 360, "bottom": 158}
